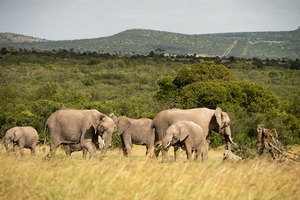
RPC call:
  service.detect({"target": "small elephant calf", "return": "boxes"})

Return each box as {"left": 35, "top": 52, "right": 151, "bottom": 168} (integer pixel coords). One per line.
{"left": 109, "top": 113, "right": 154, "bottom": 157}
{"left": 63, "top": 135, "right": 105, "bottom": 158}
{"left": 162, "top": 121, "right": 208, "bottom": 161}
{"left": 3, "top": 126, "right": 39, "bottom": 156}
{"left": 223, "top": 150, "right": 242, "bottom": 161}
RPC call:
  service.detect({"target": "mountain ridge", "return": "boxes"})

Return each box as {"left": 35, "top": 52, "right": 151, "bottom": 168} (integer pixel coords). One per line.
{"left": 0, "top": 32, "right": 48, "bottom": 43}
{"left": 1, "top": 28, "right": 300, "bottom": 59}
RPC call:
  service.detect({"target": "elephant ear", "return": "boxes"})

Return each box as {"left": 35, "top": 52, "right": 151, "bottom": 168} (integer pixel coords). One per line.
{"left": 92, "top": 113, "right": 106, "bottom": 133}
{"left": 108, "top": 113, "right": 115, "bottom": 118}
{"left": 14, "top": 130, "right": 22, "bottom": 141}
{"left": 108, "top": 113, "right": 117, "bottom": 122}
{"left": 179, "top": 126, "right": 189, "bottom": 142}
{"left": 221, "top": 112, "right": 230, "bottom": 126}
{"left": 214, "top": 107, "right": 223, "bottom": 131}
{"left": 117, "top": 117, "right": 131, "bottom": 135}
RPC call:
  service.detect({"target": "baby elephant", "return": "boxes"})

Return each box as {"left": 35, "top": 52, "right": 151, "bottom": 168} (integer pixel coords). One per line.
{"left": 63, "top": 135, "right": 105, "bottom": 158}
{"left": 162, "top": 121, "right": 208, "bottom": 161}
{"left": 3, "top": 126, "right": 39, "bottom": 156}
{"left": 223, "top": 150, "right": 242, "bottom": 162}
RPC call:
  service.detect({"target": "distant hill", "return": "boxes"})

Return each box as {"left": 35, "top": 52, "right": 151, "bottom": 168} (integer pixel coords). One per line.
{"left": 1, "top": 28, "right": 300, "bottom": 59}
{"left": 0, "top": 32, "right": 47, "bottom": 44}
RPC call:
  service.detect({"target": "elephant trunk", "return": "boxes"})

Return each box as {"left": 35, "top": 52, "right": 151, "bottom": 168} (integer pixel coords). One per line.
{"left": 100, "top": 132, "right": 112, "bottom": 155}
{"left": 223, "top": 126, "right": 236, "bottom": 150}
{"left": 162, "top": 141, "right": 171, "bottom": 151}
{"left": 97, "top": 136, "right": 105, "bottom": 151}
{"left": 3, "top": 138, "right": 11, "bottom": 153}
{"left": 154, "top": 141, "right": 163, "bottom": 157}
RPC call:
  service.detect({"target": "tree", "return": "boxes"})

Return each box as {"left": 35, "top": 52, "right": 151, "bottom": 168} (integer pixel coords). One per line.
{"left": 173, "top": 61, "right": 236, "bottom": 88}
{"left": 154, "top": 76, "right": 179, "bottom": 108}
{"left": 178, "top": 81, "right": 280, "bottom": 113}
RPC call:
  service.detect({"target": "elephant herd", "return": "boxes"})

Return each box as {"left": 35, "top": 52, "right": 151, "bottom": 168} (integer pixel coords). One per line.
{"left": 2, "top": 107, "right": 240, "bottom": 162}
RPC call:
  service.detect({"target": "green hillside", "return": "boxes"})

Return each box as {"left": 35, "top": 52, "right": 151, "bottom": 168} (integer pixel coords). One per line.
{"left": 1, "top": 28, "right": 300, "bottom": 59}
{"left": 0, "top": 32, "right": 47, "bottom": 44}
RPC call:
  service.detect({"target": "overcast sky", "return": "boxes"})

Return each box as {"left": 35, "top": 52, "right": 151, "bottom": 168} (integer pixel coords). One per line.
{"left": 0, "top": 0, "right": 299, "bottom": 40}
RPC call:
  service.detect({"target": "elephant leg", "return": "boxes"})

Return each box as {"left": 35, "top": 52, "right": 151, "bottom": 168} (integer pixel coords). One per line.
{"left": 202, "top": 150, "right": 208, "bottom": 161}
{"left": 185, "top": 148, "right": 192, "bottom": 160}
{"left": 148, "top": 143, "right": 155, "bottom": 158}
{"left": 154, "top": 144, "right": 161, "bottom": 157}
{"left": 50, "top": 143, "right": 59, "bottom": 153}
{"left": 174, "top": 144, "right": 181, "bottom": 161}
{"left": 31, "top": 143, "right": 37, "bottom": 156}
{"left": 15, "top": 142, "right": 25, "bottom": 156}
{"left": 82, "top": 148, "right": 88, "bottom": 159}
{"left": 81, "top": 140, "right": 96, "bottom": 159}
{"left": 201, "top": 141, "right": 209, "bottom": 161}
{"left": 123, "top": 133, "right": 132, "bottom": 157}
{"left": 66, "top": 151, "right": 71, "bottom": 157}
{"left": 31, "top": 147, "right": 36, "bottom": 156}
{"left": 13, "top": 144, "right": 18, "bottom": 154}
{"left": 19, "top": 146, "right": 25, "bottom": 157}
{"left": 145, "top": 146, "right": 149, "bottom": 156}
{"left": 194, "top": 150, "right": 200, "bottom": 161}
{"left": 120, "top": 136, "right": 128, "bottom": 156}
{"left": 47, "top": 141, "right": 61, "bottom": 158}
{"left": 64, "top": 146, "right": 72, "bottom": 157}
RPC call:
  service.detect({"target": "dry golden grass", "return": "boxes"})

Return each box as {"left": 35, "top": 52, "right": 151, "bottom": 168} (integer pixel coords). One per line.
{"left": 0, "top": 145, "right": 299, "bottom": 200}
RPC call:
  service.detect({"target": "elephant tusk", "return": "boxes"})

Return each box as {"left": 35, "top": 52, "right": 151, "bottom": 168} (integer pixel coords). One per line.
{"left": 229, "top": 136, "right": 236, "bottom": 145}
{"left": 166, "top": 141, "right": 171, "bottom": 148}
{"left": 102, "top": 139, "right": 105, "bottom": 146}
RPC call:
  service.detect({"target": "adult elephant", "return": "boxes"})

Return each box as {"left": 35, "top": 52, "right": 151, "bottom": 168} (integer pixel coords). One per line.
{"left": 109, "top": 113, "right": 155, "bottom": 156}
{"left": 63, "top": 135, "right": 105, "bottom": 158}
{"left": 3, "top": 126, "right": 39, "bottom": 156}
{"left": 162, "top": 121, "right": 208, "bottom": 161}
{"left": 152, "top": 107, "right": 235, "bottom": 161}
{"left": 45, "top": 109, "right": 117, "bottom": 159}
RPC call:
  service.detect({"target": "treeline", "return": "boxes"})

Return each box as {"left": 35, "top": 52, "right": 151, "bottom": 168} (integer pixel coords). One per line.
{"left": 0, "top": 49, "right": 299, "bottom": 155}
{"left": 1, "top": 47, "right": 300, "bottom": 70}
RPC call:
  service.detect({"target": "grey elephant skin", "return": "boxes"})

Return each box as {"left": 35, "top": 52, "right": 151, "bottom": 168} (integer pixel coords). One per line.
{"left": 110, "top": 113, "right": 155, "bottom": 156}
{"left": 152, "top": 107, "right": 235, "bottom": 161}
{"left": 3, "top": 126, "right": 39, "bottom": 156}
{"left": 63, "top": 135, "right": 105, "bottom": 158}
{"left": 223, "top": 150, "right": 242, "bottom": 162}
{"left": 44, "top": 109, "right": 117, "bottom": 159}
{"left": 163, "top": 121, "right": 208, "bottom": 161}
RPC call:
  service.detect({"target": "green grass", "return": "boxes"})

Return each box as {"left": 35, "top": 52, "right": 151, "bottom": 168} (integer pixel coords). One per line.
{"left": 1, "top": 145, "right": 299, "bottom": 200}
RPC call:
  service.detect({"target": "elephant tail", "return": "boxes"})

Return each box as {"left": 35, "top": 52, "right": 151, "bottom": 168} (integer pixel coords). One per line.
{"left": 151, "top": 122, "right": 156, "bottom": 135}
{"left": 43, "top": 124, "right": 48, "bottom": 145}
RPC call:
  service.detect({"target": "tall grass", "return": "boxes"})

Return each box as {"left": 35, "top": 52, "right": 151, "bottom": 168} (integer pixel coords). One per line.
{"left": 0, "top": 145, "right": 299, "bottom": 200}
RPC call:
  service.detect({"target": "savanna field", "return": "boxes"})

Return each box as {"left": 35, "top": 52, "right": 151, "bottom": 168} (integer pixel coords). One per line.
{"left": 1, "top": 145, "right": 299, "bottom": 200}
{"left": 0, "top": 52, "right": 300, "bottom": 200}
